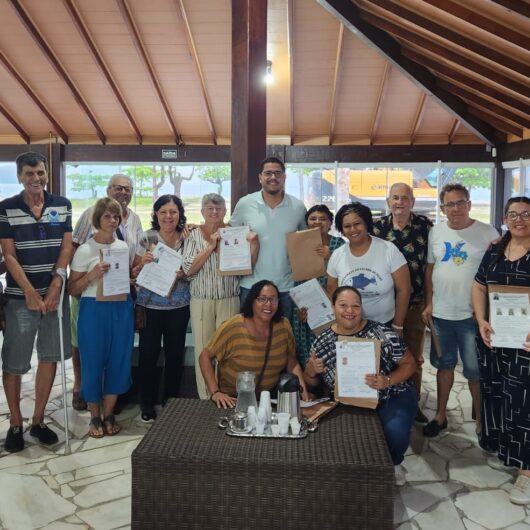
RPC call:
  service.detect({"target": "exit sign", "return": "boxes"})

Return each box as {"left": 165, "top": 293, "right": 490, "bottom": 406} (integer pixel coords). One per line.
{"left": 161, "top": 149, "right": 178, "bottom": 159}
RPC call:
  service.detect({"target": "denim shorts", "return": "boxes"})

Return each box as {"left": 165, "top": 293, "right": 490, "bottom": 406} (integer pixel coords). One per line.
{"left": 1, "top": 297, "right": 71, "bottom": 374}
{"left": 430, "top": 316, "right": 480, "bottom": 380}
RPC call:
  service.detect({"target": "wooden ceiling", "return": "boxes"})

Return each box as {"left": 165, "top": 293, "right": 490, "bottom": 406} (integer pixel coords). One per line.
{"left": 0, "top": 0, "right": 528, "bottom": 147}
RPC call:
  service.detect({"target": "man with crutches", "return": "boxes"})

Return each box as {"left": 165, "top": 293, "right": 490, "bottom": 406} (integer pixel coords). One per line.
{"left": 0, "top": 152, "right": 73, "bottom": 453}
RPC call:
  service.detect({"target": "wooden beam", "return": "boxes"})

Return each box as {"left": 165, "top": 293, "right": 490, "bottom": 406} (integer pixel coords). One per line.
{"left": 410, "top": 93, "right": 426, "bottom": 145}
{"left": 328, "top": 24, "right": 345, "bottom": 145}
{"left": 174, "top": 0, "right": 217, "bottom": 145}
{"left": 0, "top": 101, "right": 30, "bottom": 143}
{"left": 0, "top": 51, "right": 68, "bottom": 143}
{"left": 499, "top": 138, "right": 530, "bottom": 161}
{"left": 490, "top": 0, "right": 530, "bottom": 18}
{"left": 421, "top": 0, "right": 530, "bottom": 51}
{"left": 9, "top": 0, "right": 105, "bottom": 144}
{"left": 362, "top": 0, "right": 530, "bottom": 78}
{"left": 369, "top": 63, "right": 390, "bottom": 144}
{"left": 438, "top": 79, "right": 530, "bottom": 130}
{"left": 316, "top": 0, "right": 501, "bottom": 145}
{"left": 116, "top": 0, "right": 181, "bottom": 145}
{"left": 403, "top": 48, "right": 530, "bottom": 117}
{"left": 231, "top": 0, "right": 267, "bottom": 207}
{"left": 448, "top": 119, "right": 460, "bottom": 144}
{"left": 62, "top": 0, "right": 142, "bottom": 144}
{"left": 468, "top": 107, "right": 523, "bottom": 137}
{"left": 360, "top": 10, "right": 530, "bottom": 100}
{"left": 287, "top": 0, "right": 295, "bottom": 145}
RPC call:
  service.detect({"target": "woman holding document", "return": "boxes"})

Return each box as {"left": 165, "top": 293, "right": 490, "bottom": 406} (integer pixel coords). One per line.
{"left": 471, "top": 196, "right": 530, "bottom": 505}
{"left": 291, "top": 204, "right": 344, "bottom": 367}
{"left": 68, "top": 198, "right": 133, "bottom": 438}
{"left": 132, "top": 195, "right": 190, "bottom": 423}
{"left": 303, "top": 286, "right": 416, "bottom": 485}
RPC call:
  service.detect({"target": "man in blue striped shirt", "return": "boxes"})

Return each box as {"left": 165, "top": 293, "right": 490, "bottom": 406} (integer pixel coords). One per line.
{"left": 0, "top": 152, "right": 73, "bottom": 453}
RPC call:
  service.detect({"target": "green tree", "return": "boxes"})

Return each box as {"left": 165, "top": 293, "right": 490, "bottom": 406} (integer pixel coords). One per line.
{"left": 69, "top": 171, "right": 108, "bottom": 199}
{"left": 123, "top": 166, "right": 155, "bottom": 198}
{"left": 167, "top": 166, "right": 195, "bottom": 197}
{"left": 197, "top": 165, "right": 231, "bottom": 195}
{"left": 449, "top": 167, "right": 491, "bottom": 189}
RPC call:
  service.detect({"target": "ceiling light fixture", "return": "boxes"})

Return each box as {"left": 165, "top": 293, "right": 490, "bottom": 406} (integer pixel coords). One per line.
{"left": 265, "top": 60, "right": 273, "bottom": 84}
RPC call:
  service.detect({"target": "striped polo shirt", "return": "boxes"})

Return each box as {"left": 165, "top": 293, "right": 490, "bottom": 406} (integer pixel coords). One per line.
{"left": 0, "top": 191, "right": 72, "bottom": 298}
{"left": 205, "top": 313, "right": 296, "bottom": 396}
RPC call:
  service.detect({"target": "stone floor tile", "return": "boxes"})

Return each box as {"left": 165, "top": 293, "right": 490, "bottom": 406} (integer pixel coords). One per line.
{"left": 74, "top": 457, "right": 131, "bottom": 481}
{"left": 504, "top": 523, "right": 530, "bottom": 529}
{"left": 50, "top": 407, "right": 91, "bottom": 440}
{"left": 0, "top": 474, "right": 76, "bottom": 529}
{"left": 463, "top": 519, "right": 487, "bottom": 529}
{"left": 43, "top": 475, "right": 60, "bottom": 489}
{"left": 455, "top": 490, "right": 526, "bottom": 529}
{"left": 73, "top": 473, "right": 131, "bottom": 508}
{"left": 396, "top": 524, "right": 416, "bottom": 530}
{"left": 64, "top": 515, "right": 84, "bottom": 524}
{"left": 76, "top": 497, "right": 130, "bottom": 530}
{"left": 81, "top": 433, "right": 143, "bottom": 452}
{"left": 55, "top": 472, "right": 75, "bottom": 485}
{"left": 404, "top": 451, "right": 448, "bottom": 482}
{"left": 0, "top": 445, "right": 57, "bottom": 469}
{"left": 19, "top": 396, "right": 36, "bottom": 419}
{"left": 41, "top": 522, "right": 87, "bottom": 530}
{"left": 69, "top": 471, "right": 122, "bottom": 488}
{"left": 60, "top": 484, "right": 75, "bottom": 498}
{"left": 2, "top": 461, "right": 47, "bottom": 475}
{"left": 413, "top": 499, "right": 466, "bottom": 530}
{"left": 449, "top": 457, "right": 512, "bottom": 488}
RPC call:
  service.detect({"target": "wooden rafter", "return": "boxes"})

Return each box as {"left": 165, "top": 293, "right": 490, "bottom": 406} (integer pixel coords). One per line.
{"left": 403, "top": 48, "right": 530, "bottom": 118}
{"left": 316, "top": 0, "right": 502, "bottom": 145}
{"left": 0, "top": 101, "right": 30, "bottom": 143}
{"left": 360, "top": 11, "right": 530, "bottom": 100}
{"left": 62, "top": 0, "right": 142, "bottom": 144}
{"left": 361, "top": 0, "right": 530, "bottom": 79}
{"left": 116, "top": 0, "right": 182, "bottom": 145}
{"left": 448, "top": 119, "right": 460, "bottom": 144}
{"left": 9, "top": 0, "right": 105, "bottom": 144}
{"left": 469, "top": 107, "right": 523, "bottom": 137}
{"left": 409, "top": 93, "right": 426, "bottom": 145}
{"left": 174, "top": 0, "right": 217, "bottom": 145}
{"left": 369, "top": 63, "right": 390, "bottom": 144}
{"left": 0, "top": 51, "right": 68, "bottom": 143}
{"left": 287, "top": 0, "right": 295, "bottom": 145}
{"left": 421, "top": 0, "right": 530, "bottom": 51}
{"left": 328, "top": 24, "right": 345, "bottom": 145}
{"left": 437, "top": 79, "right": 530, "bottom": 130}
{"left": 490, "top": 0, "right": 530, "bottom": 18}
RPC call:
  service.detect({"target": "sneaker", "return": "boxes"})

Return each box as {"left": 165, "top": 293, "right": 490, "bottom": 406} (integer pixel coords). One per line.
{"left": 422, "top": 418, "right": 448, "bottom": 438}
{"left": 415, "top": 408, "right": 429, "bottom": 424}
{"left": 509, "top": 475, "right": 530, "bottom": 505}
{"left": 140, "top": 407, "right": 157, "bottom": 423}
{"left": 29, "top": 423, "right": 58, "bottom": 445}
{"left": 4, "top": 426, "right": 24, "bottom": 453}
{"left": 394, "top": 464, "right": 406, "bottom": 486}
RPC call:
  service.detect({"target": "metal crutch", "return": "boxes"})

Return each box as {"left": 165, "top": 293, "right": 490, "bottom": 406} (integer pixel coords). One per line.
{"left": 55, "top": 267, "right": 71, "bottom": 455}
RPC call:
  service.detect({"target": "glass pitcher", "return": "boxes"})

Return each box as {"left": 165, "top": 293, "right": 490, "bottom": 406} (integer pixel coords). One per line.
{"left": 235, "top": 371, "right": 258, "bottom": 413}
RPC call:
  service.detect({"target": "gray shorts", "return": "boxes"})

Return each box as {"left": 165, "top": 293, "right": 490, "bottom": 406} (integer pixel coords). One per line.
{"left": 1, "top": 297, "right": 72, "bottom": 375}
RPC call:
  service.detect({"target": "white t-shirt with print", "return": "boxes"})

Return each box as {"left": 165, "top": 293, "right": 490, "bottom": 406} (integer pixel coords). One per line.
{"left": 327, "top": 236, "right": 407, "bottom": 323}
{"left": 427, "top": 220, "right": 498, "bottom": 320}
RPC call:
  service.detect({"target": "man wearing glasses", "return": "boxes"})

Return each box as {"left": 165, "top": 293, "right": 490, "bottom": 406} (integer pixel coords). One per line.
{"left": 70, "top": 174, "right": 143, "bottom": 411}
{"left": 0, "top": 152, "right": 73, "bottom": 452}
{"left": 421, "top": 183, "right": 498, "bottom": 438}
{"left": 229, "top": 157, "right": 306, "bottom": 319}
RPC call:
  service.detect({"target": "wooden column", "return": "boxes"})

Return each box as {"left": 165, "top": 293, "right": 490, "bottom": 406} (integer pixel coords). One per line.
{"left": 231, "top": 0, "right": 267, "bottom": 210}
{"left": 48, "top": 143, "right": 65, "bottom": 196}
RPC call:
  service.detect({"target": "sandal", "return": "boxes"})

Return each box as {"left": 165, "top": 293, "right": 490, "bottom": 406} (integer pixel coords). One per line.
{"left": 72, "top": 392, "right": 87, "bottom": 411}
{"left": 88, "top": 417, "right": 104, "bottom": 438}
{"left": 103, "top": 415, "right": 121, "bottom": 436}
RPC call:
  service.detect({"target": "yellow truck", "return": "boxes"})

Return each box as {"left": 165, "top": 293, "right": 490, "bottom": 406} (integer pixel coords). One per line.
{"left": 308, "top": 168, "right": 438, "bottom": 216}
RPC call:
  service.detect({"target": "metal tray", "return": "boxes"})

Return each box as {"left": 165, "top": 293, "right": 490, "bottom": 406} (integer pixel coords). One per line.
{"left": 218, "top": 417, "right": 317, "bottom": 439}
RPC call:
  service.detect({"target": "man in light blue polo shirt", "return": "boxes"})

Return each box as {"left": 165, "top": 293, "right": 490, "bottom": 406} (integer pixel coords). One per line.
{"left": 230, "top": 157, "right": 306, "bottom": 319}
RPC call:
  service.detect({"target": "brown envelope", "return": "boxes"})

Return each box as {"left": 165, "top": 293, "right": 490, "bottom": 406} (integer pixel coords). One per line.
{"left": 286, "top": 227, "right": 326, "bottom": 281}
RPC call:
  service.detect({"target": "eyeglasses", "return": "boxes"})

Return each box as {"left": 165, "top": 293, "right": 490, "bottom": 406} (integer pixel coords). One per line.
{"left": 111, "top": 185, "right": 133, "bottom": 194}
{"left": 506, "top": 210, "right": 530, "bottom": 221}
{"left": 441, "top": 199, "right": 469, "bottom": 210}
{"left": 261, "top": 170, "right": 284, "bottom": 178}
{"left": 256, "top": 296, "right": 279, "bottom": 305}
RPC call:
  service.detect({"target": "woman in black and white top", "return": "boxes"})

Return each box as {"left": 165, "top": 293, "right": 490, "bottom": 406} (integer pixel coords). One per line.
{"left": 183, "top": 193, "right": 258, "bottom": 399}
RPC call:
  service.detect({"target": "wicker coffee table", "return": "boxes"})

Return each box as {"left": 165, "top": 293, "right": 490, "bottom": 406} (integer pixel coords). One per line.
{"left": 132, "top": 398, "right": 393, "bottom": 529}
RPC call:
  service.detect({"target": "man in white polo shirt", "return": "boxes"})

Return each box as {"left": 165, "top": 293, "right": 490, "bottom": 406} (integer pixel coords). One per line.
{"left": 229, "top": 157, "right": 306, "bottom": 319}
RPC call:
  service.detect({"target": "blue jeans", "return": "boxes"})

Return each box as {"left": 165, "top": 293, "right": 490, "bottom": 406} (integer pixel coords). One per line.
{"left": 239, "top": 287, "right": 294, "bottom": 322}
{"left": 378, "top": 386, "right": 416, "bottom": 465}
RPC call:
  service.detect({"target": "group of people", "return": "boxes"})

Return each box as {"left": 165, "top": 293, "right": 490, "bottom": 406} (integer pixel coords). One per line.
{"left": 0, "top": 152, "right": 528, "bottom": 502}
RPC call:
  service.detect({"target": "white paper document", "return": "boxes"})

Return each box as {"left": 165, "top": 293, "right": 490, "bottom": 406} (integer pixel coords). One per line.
{"left": 101, "top": 247, "right": 130, "bottom": 297}
{"left": 489, "top": 291, "right": 530, "bottom": 349}
{"left": 335, "top": 341, "right": 378, "bottom": 399}
{"left": 289, "top": 279, "right": 335, "bottom": 331}
{"left": 136, "top": 242, "right": 183, "bottom": 297}
{"left": 219, "top": 226, "right": 251, "bottom": 272}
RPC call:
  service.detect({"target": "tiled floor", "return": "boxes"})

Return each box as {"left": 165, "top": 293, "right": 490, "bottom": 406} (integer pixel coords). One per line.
{"left": 0, "top": 334, "right": 529, "bottom": 530}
